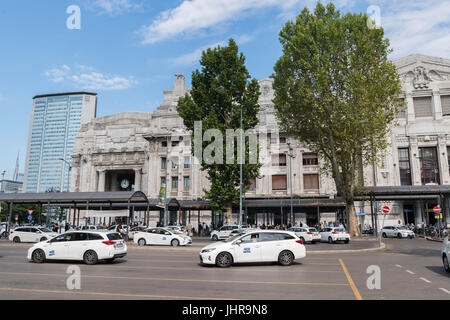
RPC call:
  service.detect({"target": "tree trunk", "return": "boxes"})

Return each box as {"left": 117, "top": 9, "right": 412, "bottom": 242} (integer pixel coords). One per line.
{"left": 226, "top": 203, "right": 233, "bottom": 225}
{"left": 347, "top": 201, "right": 361, "bottom": 237}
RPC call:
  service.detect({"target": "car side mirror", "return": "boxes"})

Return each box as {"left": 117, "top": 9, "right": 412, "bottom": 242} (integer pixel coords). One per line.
{"left": 165, "top": 232, "right": 171, "bottom": 235}
{"left": 234, "top": 240, "right": 242, "bottom": 245}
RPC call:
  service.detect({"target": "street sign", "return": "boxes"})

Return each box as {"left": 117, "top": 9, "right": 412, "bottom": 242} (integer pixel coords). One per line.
{"left": 433, "top": 206, "right": 441, "bottom": 213}
{"left": 27, "top": 209, "right": 34, "bottom": 215}
{"left": 382, "top": 206, "right": 390, "bottom": 214}
{"left": 15, "top": 215, "right": 18, "bottom": 221}
{"left": 27, "top": 215, "right": 32, "bottom": 221}
{"left": 356, "top": 212, "right": 366, "bottom": 216}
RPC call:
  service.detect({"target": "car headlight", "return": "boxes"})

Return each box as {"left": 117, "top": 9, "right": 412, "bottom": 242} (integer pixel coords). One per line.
{"left": 201, "top": 248, "right": 216, "bottom": 253}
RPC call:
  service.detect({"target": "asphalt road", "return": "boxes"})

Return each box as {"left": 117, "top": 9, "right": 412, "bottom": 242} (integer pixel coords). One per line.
{"left": 0, "top": 237, "right": 447, "bottom": 300}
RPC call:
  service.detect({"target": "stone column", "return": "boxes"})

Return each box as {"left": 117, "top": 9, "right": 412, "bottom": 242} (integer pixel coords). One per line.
{"left": 134, "top": 168, "right": 142, "bottom": 192}
{"left": 98, "top": 169, "right": 106, "bottom": 192}
{"left": 406, "top": 92, "right": 415, "bottom": 123}
{"left": 438, "top": 135, "right": 449, "bottom": 184}
{"left": 409, "top": 136, "right": 421, "bottom": 185}
{"left": 433, "top": 90, "right": 443, "bottom": 120}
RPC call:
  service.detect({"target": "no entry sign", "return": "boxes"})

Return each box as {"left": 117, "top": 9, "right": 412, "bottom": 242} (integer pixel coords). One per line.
{"left": 382, "top": 206, "right": 390, "bottom": 214}
{"left": 433, "top": 206, "right": 441, "bottom": 213}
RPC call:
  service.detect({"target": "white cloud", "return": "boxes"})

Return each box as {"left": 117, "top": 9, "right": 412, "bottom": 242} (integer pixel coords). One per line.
{"left": 87, "top": 0, "right": 141, "bottom": 16}
{"left": 378, "top": 1, "right": 450, "bottom": 59}
{"left": 138, "top": 0, "right": 306, "bottom": 44}
{"left": 45, "top": 65, "right": 138, "bottom": 91}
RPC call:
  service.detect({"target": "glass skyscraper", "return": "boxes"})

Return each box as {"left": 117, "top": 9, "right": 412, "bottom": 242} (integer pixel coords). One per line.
{"left": 24, "top": 92, "right": 97, "bottom": 193}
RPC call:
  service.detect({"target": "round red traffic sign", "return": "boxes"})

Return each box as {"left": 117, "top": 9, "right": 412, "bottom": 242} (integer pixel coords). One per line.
{"left": 382, "top": 206, "right": 390, "bottom": 214}
{"left": 433, "top": 206, "right": 441, "bottom": 213}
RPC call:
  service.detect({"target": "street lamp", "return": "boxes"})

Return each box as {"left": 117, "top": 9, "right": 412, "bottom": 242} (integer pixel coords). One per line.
{"left": 239, "top": 102, "right": 243, "bottom": 228}
{"left": 286, "top": 142, "right": 295, "bottom": 225}
{"left": 58, "top": 158, "right": 72, "bottom": 192}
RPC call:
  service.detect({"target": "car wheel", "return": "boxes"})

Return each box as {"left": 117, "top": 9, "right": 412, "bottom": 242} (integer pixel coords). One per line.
{"left": 443, "top": 254, "right": 450, "bottom": 273}
{"left": 171, "top": 239, "right": 180, "bottom": 247}
{"left": 105, "top": 258, "right": 115, "bottom": 264}
{"left": 397, "top": 233, "right": 402, "bottom": 239}
{"left": 138, "top": 238, "right": 146, "bottom": 246}
{"left": 344, "top": 239, "right": 349, "bottom": 244}
{"left": 328, "top": 237, "right": 333, "bottom": 244}
{"left": 382, "top": 233, "right": 387, "bottom": 238}
{"left": 212, "top": 235, "right": 218, "bottom": 241}
{"left": 216, "top": 252, "right": 233, "bottom": 267}
{"left": 278, "top": 250, "right": 294, "bottom": 266}
{"left": 83, "top": 250, "right": 98, "bottom": 265}
{"left": 13, "top": 236, "right": 20, "bottom": 243}
{"left": 32, "top": 249, "right": 46, "bottom": 263}
{"left": 40, "top": 237, "right": 47, "bottom": 242}
{"left": 409, "top": 235, "right": 414, "bottom": 239}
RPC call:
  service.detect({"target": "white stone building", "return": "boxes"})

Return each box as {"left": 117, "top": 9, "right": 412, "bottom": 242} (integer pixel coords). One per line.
{"left": 70, "top": 54, "right": 450, "bottom": 229}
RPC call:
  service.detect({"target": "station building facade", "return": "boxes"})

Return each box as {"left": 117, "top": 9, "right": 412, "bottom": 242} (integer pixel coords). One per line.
{"left": 69, "top": 55, "right": 450, "bottom": 228}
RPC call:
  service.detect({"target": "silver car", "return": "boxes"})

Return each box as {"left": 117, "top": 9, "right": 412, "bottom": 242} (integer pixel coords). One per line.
{"left": 442, "top": 235, "right": 450, "bottom": 273}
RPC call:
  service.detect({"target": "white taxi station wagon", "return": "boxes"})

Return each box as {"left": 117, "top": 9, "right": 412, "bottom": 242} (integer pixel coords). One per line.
{"left": 134, "top": 227, "right": 192, "bottom": 247}
{"left": 199, "top": 230, "right": 306, "bottom": 267}
{"left": 27, "top": 231, "right": 127, "bottom": 265}
{"left": 10, "top": 226, "right": 58, "bottom": 243}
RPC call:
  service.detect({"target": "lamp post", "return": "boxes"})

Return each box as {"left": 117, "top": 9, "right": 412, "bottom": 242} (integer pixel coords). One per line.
{"left": 239, "top": 103, "right": 243, "bottom": 228}
{"left": 287, "top": 142, "right": 295, "bottom": 225}
{"left": 58, "top": 158, "right": 72, "bottom": 192}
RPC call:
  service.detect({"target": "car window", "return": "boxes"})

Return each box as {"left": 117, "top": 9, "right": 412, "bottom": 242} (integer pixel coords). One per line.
{"left": 309, "top": 228, "right": 317, "bottom": 232}
{"left": 231, "top": 226, "right": 239, "bottom": 230}
{"left": 15, "top": 228, "right": 25, "bottom": 232}
{"left": 38, "top": 228, "right": 52, "bottom": 233}
{"left": 107, "top": 233, "right": 122, "bottom": 241}
{"left": 30, "top": 228, "right": 39, "bottom": 233}
{"left": 88, "top": 233, "right": 105, "bottom": 241}
{"left": 259, "top": 233, "right": 279, "bottom": 242}
{"left": 240, "top": 233, "right": 259, "bottom": 243}
{"left": 147, "top": 228, "right": 157, "bottom": 233}
{"left": 275, "top": 233, "right": 296, "bottom": 240}
{"left": 224, "top": 233, "right": 245, "bottom": 242}
{"left": 70, "top": 233, "right": 88, "bottom": 241}
{"left": 334, "top": 228, "right": 345, "bottom": 232}
{"left": 51, "top": 233, "right": 72, "bottom": 242}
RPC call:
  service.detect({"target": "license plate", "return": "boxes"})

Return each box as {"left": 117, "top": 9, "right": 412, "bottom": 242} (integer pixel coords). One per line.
{"left": 115, "top": 243, "right": 123, "bottom": 248}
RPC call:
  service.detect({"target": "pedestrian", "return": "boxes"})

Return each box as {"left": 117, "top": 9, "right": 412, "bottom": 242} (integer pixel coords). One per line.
{"left": 198, "top": 223, "right": 202, "bottom": 237}
{"left": 187, "top": 222, "right": 193, "bottom": 237}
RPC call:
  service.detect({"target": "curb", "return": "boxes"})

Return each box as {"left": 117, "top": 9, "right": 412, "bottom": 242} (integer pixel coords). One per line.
{"left": 307, "top": 242, "right": 386, "bottom": 254}
{"left": 425, "top": 237, "right": 444, "bottom": 243}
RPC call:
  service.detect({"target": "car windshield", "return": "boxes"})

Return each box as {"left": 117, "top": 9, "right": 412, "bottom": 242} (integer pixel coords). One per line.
{"left": 172, "top": 230, "right": 184, "bottom": 235}
{"left": 38, "top": 228, "right": 52, "bottom": 233}
{"left": 224, "top": 233, "right": 245, "bottom": 242}
{"left": 107, "top": 233, "right": 122, "bottom": 240}
{"left": 96, "top": 226, "right": 105, "bottom": 229}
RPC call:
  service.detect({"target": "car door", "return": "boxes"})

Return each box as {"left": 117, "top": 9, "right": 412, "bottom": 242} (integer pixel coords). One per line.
{"left": 158, "top": 229, "right": 172, "bottom": 245}
{"left": 144, "top": 228, "right": 159, "bottom": 244}
{"left": 43, "top": 233, "right": 72, "bottom": 259}
{"left": 67, "top": 232, "right": 89, "bottom": 259}
{"left": 232, "top": 233, "right": 263, "bottom": 263}
{"left": 321, "top": 228, "right": 330, "bottom": 241}
{"left": 218, "top": 226, "right": 228, "bottom": 239}
{"left": 29, "top": 228, "right": 42, "bottom": 243}
{"left": 259, "top": 232, "right": 283, "bottom": 261}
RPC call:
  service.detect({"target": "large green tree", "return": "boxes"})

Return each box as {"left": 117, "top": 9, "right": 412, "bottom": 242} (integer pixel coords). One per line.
{"left": 178, "top": 39, "right": 261, "bottom": 223}
{"left": 272, "top": 2, "right": 403, "bottom": 236}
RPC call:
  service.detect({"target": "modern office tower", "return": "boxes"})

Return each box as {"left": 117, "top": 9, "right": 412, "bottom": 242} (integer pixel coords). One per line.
{"left": 24, "top": 92, "right": 97, "bottom": 193}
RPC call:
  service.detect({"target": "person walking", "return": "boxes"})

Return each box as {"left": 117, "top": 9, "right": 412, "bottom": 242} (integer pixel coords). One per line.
{"left": 187, "top": 222, "right": 193, "bottom": 237}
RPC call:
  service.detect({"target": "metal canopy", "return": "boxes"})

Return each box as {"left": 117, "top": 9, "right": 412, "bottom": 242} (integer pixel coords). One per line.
{"left": 356, "top": 185, "right": 450, "bottom": 200}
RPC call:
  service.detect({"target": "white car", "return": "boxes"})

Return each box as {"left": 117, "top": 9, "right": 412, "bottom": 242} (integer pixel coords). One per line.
{"left": 288, "top": 227, "right": 320, "bottom": 244}
{"left": 81, "top": 225, "right": 106, "bottom": 231}
{"left": 27, "top": 231, "right": 127, "bottom": 264}
{"left": 9, "top": 227, "right": 58, "bottom": 243}
{"left": 442, "top": 235, "right": 450, "bottom": 273}
{"left": 134, "top": 227, "right": 192, "bottom": 247}
{"left": 320, "top": 227, "right": 350, "bottom": 244}
{"left": 166, "top": 225, "right": 188, "bottom": 236}
{"left": 210, "top": 225, "right": 240, "bottom": 241}
{"left": 199, "top": 230, "right": 306, "bottom": 267}
{"left": 128, "top": 226, "right": 147, "bottom": 240}
{"left": 381, "top": 225, "right": 415, "bottom": 239}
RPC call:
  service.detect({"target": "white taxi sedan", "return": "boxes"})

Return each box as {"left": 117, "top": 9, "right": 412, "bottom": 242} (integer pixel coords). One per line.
{"left": 287, "top": 227, "right": 320, "bottom": 244}
{"left": 27, "top": 231, "right": 127, "bottom": 265}
{"left": 134, "top": 227, "right": 192, "bottom": 247}
{"left": 320, "top": 227, "right": 350, "bottom": 244}
{"left": 10, "top": 227, "right": 58, "bottom": 243}
{"left": 199, "top": 230, "right": 306, "bottom": 267}
{"left": 442, "top": 235, "right": 450, "bottom": 273}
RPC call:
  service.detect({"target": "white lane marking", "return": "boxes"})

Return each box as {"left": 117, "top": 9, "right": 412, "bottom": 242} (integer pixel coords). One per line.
{"left": 406, "top": 270, "right": 415, "bottom": 275}
{"left": 395, "top": 264, "right": 402, "bottom": 268}
{"left": 419, "top": 277, "right": 431, "bottom": 283}
{"left": 439, "top": 288, "right": 450, "bottom": 295}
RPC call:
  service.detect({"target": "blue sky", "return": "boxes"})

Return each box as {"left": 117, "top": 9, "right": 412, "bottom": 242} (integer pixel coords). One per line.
{"left": 0, "top": 0, "right": 449, "bottom": 179}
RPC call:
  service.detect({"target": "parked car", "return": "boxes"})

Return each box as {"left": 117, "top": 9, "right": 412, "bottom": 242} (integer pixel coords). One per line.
{"left": 81, "top": 225, "right": 106, "bottom": 231}
{"left": 442, "top": 235, "right": 450, "bottom": 273}
{"left": 320, "top": 227, "right": 350, "bottom": 244}
{"left": 134, "top": 227, "right": 192, "bottom": 247}
{"left": 210, "top": 225, "right": 240, "bottom": 241}
{"left": 381, "top": 225, "right": 414, "bottom": 239}
{"left": 166, "top": 225, "right": 188, "bottom": 235}
{"left": 199, "top": 230, "right": 306, "bottom": 267}
{"left": 9, "top": 227, "right": 58, "bottom": 243}
{"left": 27, "top": 231, "right": 127, "bottom": 264}
{"left": 128, "top": 226, "right": 147, "bottom": 240}
{"left": 287, "top": 227, "right": 320, "bottom": 244}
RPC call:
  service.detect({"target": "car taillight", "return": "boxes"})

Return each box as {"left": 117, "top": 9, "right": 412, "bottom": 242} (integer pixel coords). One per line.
{"left": 296, "top": 239, "right": 303, "bottom": 244}
{"left": 332, "top": 232, "right": 339, "bottom": 234}
{"left": 102, "top": 240, "right": 116, "bottom": 245}
{"left": 307, "top": 232, "right": 312, "bottom": 235}
{"left": 346, "top": 232, "right": 349, "bottom": 234}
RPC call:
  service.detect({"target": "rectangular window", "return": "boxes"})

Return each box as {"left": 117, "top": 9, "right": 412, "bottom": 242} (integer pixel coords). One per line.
{"left": 161, "top": 140, "right": 167, "bottom": 147}
{"left": 303, "top": 153, "right": 318, "bottom": 166}
{"left": 441, "top": 95, "right": 450, "bottom": 116}
{"left": 161, "top": 157, "right": 167, "bottom": 169}
{"left": 419, "top": 147, "right": 440, "bottom": 185}
{"left": 303, "top": 174, "right": 319, "bottom": 190}
{"left": 272, "top": 154, "right": 287, "bottom": 166}
{"left": 183, "top": 176, "right": 190, "bottom": 189}
{"left": 413, "top": 96, "right": 433, "bottom": 118}
{"left": 171, "top": 141, "right": 179, "bottom": 147}
{"left": 184, "top": 156, "right": 190, "bottom": 168}
{"left": 398, "top": 148, "right": 412, "bottom": 186}
{"left": 272, "top": 175, "right": 287, "bottom": 190}
{"left": 172, "top": 176, "right": 178, "bottom": 189}
{"left": 161, "top": 177, "right": 166, "bottom": 188}
{"left": 249, "top": 178, "right": 256, "bottom": 191}
{"left": 172, "top": 157, "right": 179, "bottom": 169}
{"left": 279, "top": 137, "right": 287, "bottom": 144}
